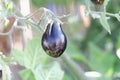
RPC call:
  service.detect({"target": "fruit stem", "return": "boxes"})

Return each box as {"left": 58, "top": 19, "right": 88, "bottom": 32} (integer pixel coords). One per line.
{"left": 16, "top": 16, "right": 44, "bottom": 32}
{"left": 25, "top": 19, "right": 44, "bottom": 32}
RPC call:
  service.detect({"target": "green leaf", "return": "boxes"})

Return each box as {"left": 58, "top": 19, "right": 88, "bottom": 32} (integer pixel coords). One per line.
{"left": 99, "top": 13, "right": 111, "bottom": 34}
{"left": 12, "top": 38, "right": 48, "bottom": 69}
{"left": 0, "top": 57, "right": 12, "bottom": 80}
{"left": 34, "top": 62, "right": 64, "bottom": 80}
{"left": 19, "top": 69, "right": 35, "bottom": 80}
{"left": 0, "top": 2, "right": 13, "bottom": 19}
{"left": 7, "top": 2, "right": 13, "bottom": 10}
{"left": 12, "top": 49, "right": 25, "bottom": 66}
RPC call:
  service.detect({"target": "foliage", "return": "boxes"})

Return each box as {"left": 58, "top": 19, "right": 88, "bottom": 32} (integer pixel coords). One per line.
{"left": 99, "top": 13, "right": 111, "bottom": 34}
{"left": 13, "top": 38, "right": 48, "bottom": 69}
{"left": 0, "top": 0, "right": 120, "bottom": 80}
{"left": 12, "top": 38, "right": 64, "bottom": 80}
{"left": 0, "top": 56, "right": 12, "bottom": 80}
{"left": 88, "top": 43, "right": 115, "bottom": 79}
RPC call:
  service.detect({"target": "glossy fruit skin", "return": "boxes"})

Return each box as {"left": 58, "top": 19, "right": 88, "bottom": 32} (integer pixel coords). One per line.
{"left": 41, "top": 21, "right": 67, "bottom": 58}
{"left": 91, "top": 0, "right": 104, "bottom": 5}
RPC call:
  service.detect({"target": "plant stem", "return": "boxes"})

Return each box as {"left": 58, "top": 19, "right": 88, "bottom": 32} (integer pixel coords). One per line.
{"left": 61, "top": 54, "right": 89, "bottom": 80}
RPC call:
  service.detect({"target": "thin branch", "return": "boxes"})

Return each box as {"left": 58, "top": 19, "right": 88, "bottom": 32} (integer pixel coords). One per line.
{"left": 25, "top": 7, "right": 45, "bottom": 19}
{"left": 25, "top": 19, "right": 44, "bottom": 32}
{"left": 57, "top": 13, "right": 71, "bottom": 19}
{"left": 15, "top": 15, "right": 44, "bottom": 32}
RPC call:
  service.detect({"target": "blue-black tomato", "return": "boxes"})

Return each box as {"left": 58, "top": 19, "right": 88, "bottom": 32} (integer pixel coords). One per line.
{"left": 41, "top": 21, "right": 67, "bottom": 57}
{"left": 91, "top": 0, "right": 104, "bottom": 5}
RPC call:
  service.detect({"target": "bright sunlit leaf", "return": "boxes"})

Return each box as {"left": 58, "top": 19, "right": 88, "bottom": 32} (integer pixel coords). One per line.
{"left": 85, "top": 71, "right": 102, "bottom": 78}
{"left": 7, "top": 2, "right": 13, "bottom": 10}
{"left": 116, "top": 49, "right": 120, "bottom": 59}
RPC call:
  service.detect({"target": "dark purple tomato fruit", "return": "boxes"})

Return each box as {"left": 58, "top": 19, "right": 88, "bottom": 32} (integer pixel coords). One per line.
{"left": 91, "top": 0, "right": 104, "bottom": 5}
{"left": 41, "top": 21, "right": 67, "bottom": 58}
{"left": 0, "top": 70, "right": 2, "bottom": 78}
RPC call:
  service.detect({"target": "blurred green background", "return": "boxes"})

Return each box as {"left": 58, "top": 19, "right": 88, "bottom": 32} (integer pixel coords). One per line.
{"left": 1, "top": 0, "right": 120, "bottom": 80}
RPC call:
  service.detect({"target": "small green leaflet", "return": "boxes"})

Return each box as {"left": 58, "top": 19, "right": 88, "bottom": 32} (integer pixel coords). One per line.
{"left": 115, "top": 14, "right": 120, "bottom": 22}
{"left": 99, "top": 13, "right": 111, "bottom": 34}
